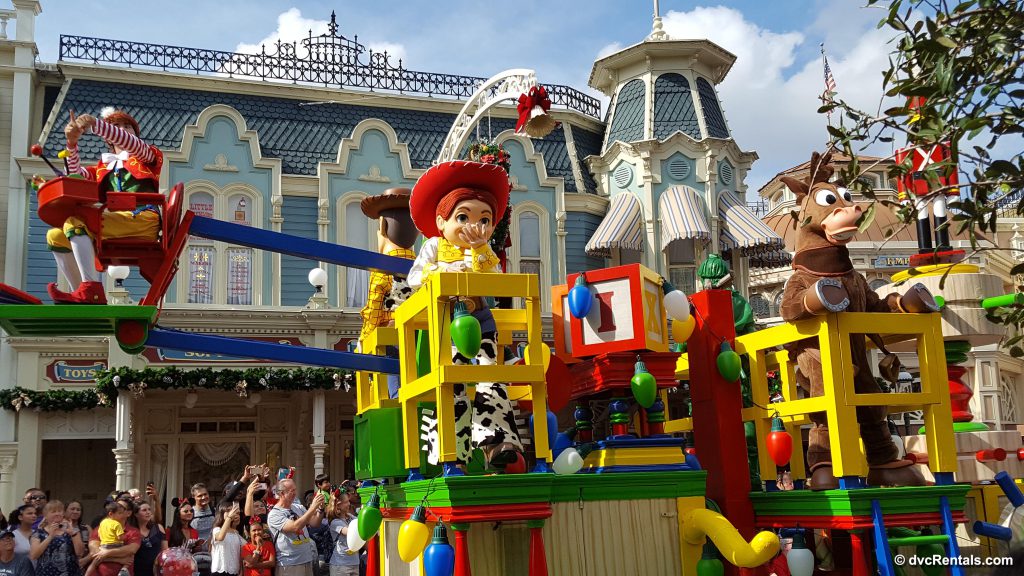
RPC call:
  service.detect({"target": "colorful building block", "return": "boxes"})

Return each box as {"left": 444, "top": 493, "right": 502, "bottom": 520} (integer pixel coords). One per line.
{"left": 565, "top": 264, "right": 669, "bottom": 358}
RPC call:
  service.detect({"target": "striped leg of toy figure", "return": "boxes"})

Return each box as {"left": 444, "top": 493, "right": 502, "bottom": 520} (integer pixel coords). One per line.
{"left": 462, "top": 334, "right": 524, "bottom": 469}
{"left": 421, "top": 333, "right": 523, "bottom": 474}
{"left": 933, "top": 194, "right": 951, "bottom": 250}
{"left": 915, "top": 196, "right": 934, "bottom": 253}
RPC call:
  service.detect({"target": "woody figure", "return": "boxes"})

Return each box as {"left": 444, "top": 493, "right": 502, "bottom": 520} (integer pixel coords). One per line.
{"left": 408, "top": 160, "right": 523, "bottom": 472}
{"left": 358, "top": 187, "right": 418, "bottom": 398}
{"left": 46, "top": 107, "right": 163, "bottom": 304}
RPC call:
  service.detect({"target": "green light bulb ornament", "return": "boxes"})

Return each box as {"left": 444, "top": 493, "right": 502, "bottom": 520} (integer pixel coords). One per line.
{"left": 630, "top": 357, "right": 657, "bottom": 409}
{"left": 716, "top": 341, "right": 742, "bottom": 383}
{"left": 695, "top": 541, "right": 725, "bottom": 576}
{"left": 357, "top": 492, "right": 383, "bottom": 540}
{"left": 450, "top": 301, "right": 482, "bottom": 359}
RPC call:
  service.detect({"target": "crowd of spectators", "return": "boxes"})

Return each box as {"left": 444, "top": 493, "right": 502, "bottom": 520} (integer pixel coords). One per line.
{"left": 0, "top": 467, "right": 368, "bottom": 576}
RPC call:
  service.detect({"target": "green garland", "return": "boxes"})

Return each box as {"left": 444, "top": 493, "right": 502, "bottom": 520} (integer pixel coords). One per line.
{"left": 466, "top": 140, "right": 514, "bottom": 255}
{"left": 1, "top": 366, "right": 353, "bottom": 413}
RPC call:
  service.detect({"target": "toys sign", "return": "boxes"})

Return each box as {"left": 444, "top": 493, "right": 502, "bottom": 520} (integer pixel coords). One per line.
{"left": 45, "top": 360, "right": 107, "bottom": 384}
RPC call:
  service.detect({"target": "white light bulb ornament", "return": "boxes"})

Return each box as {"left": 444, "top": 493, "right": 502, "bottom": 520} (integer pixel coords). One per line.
{"left": 662, "top": 281, "right": 690, "bottom": 321}
{"left": 785, "top": 529, "right": 815, "bottom": 576}
{"left": 552, "top": 443, "right": 596, "bottom": 475}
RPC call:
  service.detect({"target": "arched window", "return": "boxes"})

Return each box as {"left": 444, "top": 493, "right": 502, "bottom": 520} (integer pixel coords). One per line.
{"left": 510, "top": 204, "right": 551, "bottom": 312}
{"left": 772, "top": 291, "right": 784, "bottom": 316}
{"left": 750, "top": 294, "right": 771, "bottom": 319}
{"left": 344, "top": 200, "right": 371, "bottom": 309}
{"left": 869, "top": 278, "right": 890, "bottom": 292}
{"left": 181, "top": 187, "right": 261, "bottom": 305}
{"left": 606, "top": 79, "right": 646, "bottom": 145}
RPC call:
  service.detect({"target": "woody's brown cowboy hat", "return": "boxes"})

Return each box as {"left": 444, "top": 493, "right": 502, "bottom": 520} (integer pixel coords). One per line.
{"left": 360, "top": 187, "right": 411, "bottom": 219}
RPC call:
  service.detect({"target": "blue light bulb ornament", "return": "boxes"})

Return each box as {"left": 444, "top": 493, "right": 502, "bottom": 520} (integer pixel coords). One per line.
{"left": 422, "top": 523, "right": 455, "bottom": 576}
{"left": 716, "top": 341, "right": 742, "bottom": 383}
{"left": 568, "top": 274, "right": 593, "bottom": 319}
{"left": 450, "top": 301, "right": 481, "bottom": 359}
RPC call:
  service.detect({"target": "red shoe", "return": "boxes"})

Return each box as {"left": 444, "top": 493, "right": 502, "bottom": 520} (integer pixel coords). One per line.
{"left": 47, "top": 282, "right": 75, "bottom": 303}
{"left": 48, "top": 281, "right": 106, "bottom": 305}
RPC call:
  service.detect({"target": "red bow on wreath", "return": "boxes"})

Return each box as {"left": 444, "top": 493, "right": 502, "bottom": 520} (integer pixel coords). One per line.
{"left": 516, "top": 86, "right": 552, "bottom": 134}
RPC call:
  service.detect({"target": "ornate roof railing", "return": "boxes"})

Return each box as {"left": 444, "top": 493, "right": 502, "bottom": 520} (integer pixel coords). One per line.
{"left": 58, "top": 14, "right": 601, "bottom": 119}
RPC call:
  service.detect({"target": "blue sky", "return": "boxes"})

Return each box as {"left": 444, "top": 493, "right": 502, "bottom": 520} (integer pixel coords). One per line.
{"left": 33, "top": 1, "right": 896, "bottom": 190}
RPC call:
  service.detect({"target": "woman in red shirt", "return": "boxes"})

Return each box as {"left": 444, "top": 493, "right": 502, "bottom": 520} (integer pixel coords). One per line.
{"left": 240, "top": 520, "right": 274, "bottom": 576}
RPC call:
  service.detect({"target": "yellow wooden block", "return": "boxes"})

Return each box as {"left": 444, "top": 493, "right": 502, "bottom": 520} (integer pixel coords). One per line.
{"left": 677, "top": 496, "right": 706, "bottom": 576}
{"left": 582, "top": 446, "right": 688, "bottom": 469}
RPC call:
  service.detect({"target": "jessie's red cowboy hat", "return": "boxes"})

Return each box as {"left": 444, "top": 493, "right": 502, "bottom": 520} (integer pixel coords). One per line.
{"left": 410, "top": 160, "right": 510, "bottom": 238}
{"left": 360, "top": 187, "right": 411, "bottom": 219}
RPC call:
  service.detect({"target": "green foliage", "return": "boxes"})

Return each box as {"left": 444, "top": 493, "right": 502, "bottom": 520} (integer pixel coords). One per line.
{"left": 828, "top": 0, "right": 1024, "bottom": 335}
{"left": 0, "top": 366, "right": 352, "bottom": 412}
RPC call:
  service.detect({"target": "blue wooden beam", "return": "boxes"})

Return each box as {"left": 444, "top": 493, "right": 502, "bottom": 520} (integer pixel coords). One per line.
{"left": 188, "top": 215, "right": 412, "bottom": 275}
{"left": 146, "top": 328, "right": 400, "bottom": 373}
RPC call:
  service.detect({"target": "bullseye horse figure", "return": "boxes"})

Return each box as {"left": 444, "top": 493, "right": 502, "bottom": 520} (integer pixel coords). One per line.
{"left": 779, "top": 151, "right": 938, "bottom": 490}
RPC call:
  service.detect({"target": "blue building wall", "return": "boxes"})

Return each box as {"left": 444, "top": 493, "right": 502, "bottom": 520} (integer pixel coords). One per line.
{"left": 165, "top": 114, "right": 277, "bottom": 303}
{"left": 564, "top": 211, "right": 606, "bottom": 273}
{"left": 502, "top": 139, "right": 560, "bottom": 269}
{"left": 326, "top": 127, "right": 418, "bottom": 307}
{"left": 280, "top": 197, "right": 320, "bottom": 306}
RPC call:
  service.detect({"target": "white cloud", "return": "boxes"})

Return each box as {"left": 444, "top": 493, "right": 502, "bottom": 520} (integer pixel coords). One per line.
{"left": 659, "top": 6, "right": 895, "bottom": 191}
{"left": 235, "top": 8, "right": 331, "bottom": 55}
{"left": 596, "top": 42, "right": 624, "bottom": 60}
{"left": 366, "top": 42, "right": 408, "bottom": 67}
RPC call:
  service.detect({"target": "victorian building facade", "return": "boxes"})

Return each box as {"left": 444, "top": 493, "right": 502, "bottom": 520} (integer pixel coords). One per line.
{"left": 0, "top": 4, "right": 782, "bottom": 512}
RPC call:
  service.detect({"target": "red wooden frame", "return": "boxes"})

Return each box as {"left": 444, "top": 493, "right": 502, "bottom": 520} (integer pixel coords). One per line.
{"left": 35, "top": 177, "right": 191, "bottom": 306}
{"left": 381, "top": 502, "right": 552, "bottom": 523}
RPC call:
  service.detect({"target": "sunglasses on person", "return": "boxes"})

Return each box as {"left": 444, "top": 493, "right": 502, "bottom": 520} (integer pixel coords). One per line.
{"left": 28, "top": 495, "right": 46, "bottom": 501}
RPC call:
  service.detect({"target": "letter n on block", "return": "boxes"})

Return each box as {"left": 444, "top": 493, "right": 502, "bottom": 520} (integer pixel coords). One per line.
{"left": 566, "top": 264, "right": 669, "bottom": 358}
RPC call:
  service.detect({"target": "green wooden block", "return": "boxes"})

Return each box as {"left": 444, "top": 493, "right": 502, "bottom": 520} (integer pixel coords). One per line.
{"left": 354, "top": 408, "right": 405, "bottom": 481}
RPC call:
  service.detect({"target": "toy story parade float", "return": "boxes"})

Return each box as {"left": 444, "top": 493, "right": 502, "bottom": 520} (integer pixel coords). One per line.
{"left": 1, "top": 71, "right": 1022, "bottom": 576}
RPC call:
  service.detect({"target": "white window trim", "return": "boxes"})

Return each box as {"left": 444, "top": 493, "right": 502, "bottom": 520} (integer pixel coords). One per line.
{"left": 335, "top": 192, "right": 376, "bottom": 310}
{"left": 177, "top": 181, "right": 264, "bottom": 305}
{"left": 507, "top": 202, "right": 551, "bottom": 313}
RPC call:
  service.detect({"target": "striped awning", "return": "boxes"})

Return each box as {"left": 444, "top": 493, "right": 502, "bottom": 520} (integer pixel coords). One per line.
{"left": 718, "top": 190, "right": 784, "bottom": 252}
{"left": 659, "top": 185, "right": 710, "bottom": 248}
{"left": 585, "top": 192, "right": 645, "bottom": 256}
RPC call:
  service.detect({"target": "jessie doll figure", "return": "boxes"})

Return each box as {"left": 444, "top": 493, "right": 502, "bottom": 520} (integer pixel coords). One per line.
{"left": 45, "top": 107, "right": 163, "bottom": 304}
{"left": 408, "top": 160, "right": 523, "bottom": 470}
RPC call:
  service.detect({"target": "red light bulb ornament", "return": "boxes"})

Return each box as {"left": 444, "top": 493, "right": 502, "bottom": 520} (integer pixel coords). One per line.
{"left": 450, "top": 301, "right": 482, "bottom": 359}
{"left": 422, "top": 523, "right": 455, "bottom": 576}
{"left": 766, "top": 417, "right": 793, "bottom": 467}
{"left": 661, "top": 281, "right": 691, "bottom": 321}
{"left": 567, "top": 274, "right": 593, "bottom": 319}
{"left": 630, "top": 357, "right": 657, "bottom": 409}
{"left": 716, "top": 341, "right": 742, "bottom": 383}
{"left": 397, "top": 505, "right": 431, "bottom": 562}
{"left": 356, "top": 492, "right": 383, "bottom": 540}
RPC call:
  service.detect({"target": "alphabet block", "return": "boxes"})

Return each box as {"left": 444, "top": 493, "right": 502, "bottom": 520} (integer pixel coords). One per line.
{"left": 556, "top": 264, "right": 669, "bottom": 358}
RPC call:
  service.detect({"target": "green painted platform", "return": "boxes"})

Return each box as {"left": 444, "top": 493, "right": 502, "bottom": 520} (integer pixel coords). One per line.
{"left": 0, "top": 304, "right": 157, "bottom": 337}
{"left": 749, "top": 484, "right": 971, "bottom": 517}
{"left": 370, "top": 471, "right": 708, "bottom": 509}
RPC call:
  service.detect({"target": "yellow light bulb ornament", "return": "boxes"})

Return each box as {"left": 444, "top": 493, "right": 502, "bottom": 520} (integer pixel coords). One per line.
{"left": 524, "top": 343, "right": 551, "bottom": 371}
{"left": 397, "top": 505, "right": 431, "bottom": 563}
{"left": 671, "top": 315, "right": 696, "bottom": 343}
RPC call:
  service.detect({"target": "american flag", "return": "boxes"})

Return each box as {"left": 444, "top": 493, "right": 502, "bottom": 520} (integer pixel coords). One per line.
{"left": 822, "top": 44, "right": 837, "bottom": 121}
